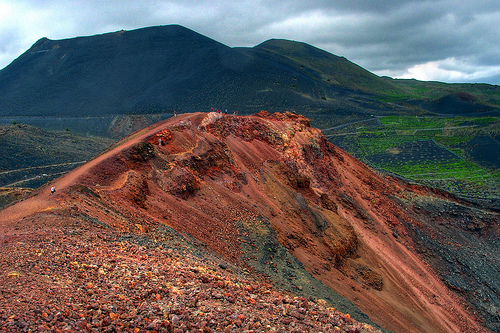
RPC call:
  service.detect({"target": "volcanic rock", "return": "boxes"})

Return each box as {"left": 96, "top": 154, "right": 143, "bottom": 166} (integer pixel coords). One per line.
{"left": 1, "top": 111, "right": 498, "bottom": 332}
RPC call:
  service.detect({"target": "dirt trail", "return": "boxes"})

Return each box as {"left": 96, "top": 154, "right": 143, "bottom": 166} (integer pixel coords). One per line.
{"left": 0, "top": 113, "right": 196, "bottom": 227}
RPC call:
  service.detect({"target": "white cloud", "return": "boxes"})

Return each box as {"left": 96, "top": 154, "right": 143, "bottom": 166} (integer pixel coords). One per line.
{"left": 396, "top": 57, "right": 500, "bottom": 83}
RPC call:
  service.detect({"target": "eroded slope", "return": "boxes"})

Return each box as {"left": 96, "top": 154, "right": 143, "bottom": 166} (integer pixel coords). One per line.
{"left": 1, "top": 112, "right": 497, "bottom": 332}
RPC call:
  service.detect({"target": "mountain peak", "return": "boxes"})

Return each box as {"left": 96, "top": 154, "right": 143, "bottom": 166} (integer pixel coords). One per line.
{"left": 256, "top": 38, "right": 341, "bottom": 57}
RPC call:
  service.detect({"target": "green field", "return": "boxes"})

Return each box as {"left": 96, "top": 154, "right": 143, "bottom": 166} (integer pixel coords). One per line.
{"left": 325, "top": 115, "right": 500, "bottom": 201}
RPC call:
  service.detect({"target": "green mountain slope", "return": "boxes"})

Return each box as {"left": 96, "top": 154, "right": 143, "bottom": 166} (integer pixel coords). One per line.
{"left": 326, "top": 115, "right": 500, "bottom": 208}
{"left": 390, "top": 79, "right": 500, "bottom": 105}
{"left": 250, "top": 39, "right": 403, "bottom": 95}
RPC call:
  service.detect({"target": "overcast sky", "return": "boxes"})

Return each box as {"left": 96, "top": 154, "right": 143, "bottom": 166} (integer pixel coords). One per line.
{"left": 1, "top": 0, "right": 499, "bottom": 84}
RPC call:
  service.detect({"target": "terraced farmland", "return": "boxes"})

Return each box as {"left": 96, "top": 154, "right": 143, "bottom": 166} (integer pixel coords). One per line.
{"left": 367, "top": 140, "right": 459, "bottom": 164}
{"left": 325, "top": 115, "right": 500, "bottom": 206}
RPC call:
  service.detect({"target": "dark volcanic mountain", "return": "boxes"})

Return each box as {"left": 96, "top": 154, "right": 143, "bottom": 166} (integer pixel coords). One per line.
{"left": 1, "top": 112, "right": 498, "bottom": 332}
{"left": 0, "top": 25, "right": 407, "bottom": 118}
{"left": 2, "top": 24, "right": 499, "bottom": 123}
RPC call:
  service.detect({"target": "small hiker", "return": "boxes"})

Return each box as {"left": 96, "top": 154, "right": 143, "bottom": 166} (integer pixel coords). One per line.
{"left": 50, "top": 186, "right": 56, "bottom": 195}
{"left": 174, "top": 110, "right": 177, "bottom": 117}
{"left": 158, "top": 138, "right": 162, "bottom": 146}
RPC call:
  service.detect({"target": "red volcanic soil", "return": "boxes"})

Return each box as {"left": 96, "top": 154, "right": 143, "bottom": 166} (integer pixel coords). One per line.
{"left": 0, "top": 111, "right": 495, "bottom": 332}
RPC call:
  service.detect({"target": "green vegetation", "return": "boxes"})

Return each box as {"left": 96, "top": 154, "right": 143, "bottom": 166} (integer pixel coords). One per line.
{"left": 389, "top": 80, "right": 500, "bottom": 106}
{"left": 326, "top": 115, "right": 500, "bottom": 200}
{"left": 376, "top": 160, "right": 490, "bottom": 181}
{"left": 256, "top": 39, "right": 403, "bottom": 96}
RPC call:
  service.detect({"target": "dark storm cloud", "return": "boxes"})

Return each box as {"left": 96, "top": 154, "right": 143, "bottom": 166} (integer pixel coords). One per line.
{"left": 0, "top": 0, "right": 499, "bottom": 84}
{"left": 253, "top": 1, "right": 499, "bottom": 75}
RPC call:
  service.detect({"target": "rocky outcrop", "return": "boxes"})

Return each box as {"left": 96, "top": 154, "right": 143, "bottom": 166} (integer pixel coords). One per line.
{"left": 1, "top": 112, "right": 497, "bottom": 332}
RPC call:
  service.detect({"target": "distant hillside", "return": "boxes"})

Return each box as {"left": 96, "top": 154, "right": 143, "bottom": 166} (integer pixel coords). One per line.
{"left": 0, "top": 25, "right": 248, "bottom": 116}
{"left": 387, "top": 79, "right": 500, "bottom": 115}
{"left": 1, "top": 24, "right": 499, "bottom": 129}
{"left": 0, "top": 124, "right": 114, "bottom": 187}
{"left": 0, "top": 25, "right": 414, "bottom": 119}
{"left": 246, "top": 39, "right": 403, "bottom": 95}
